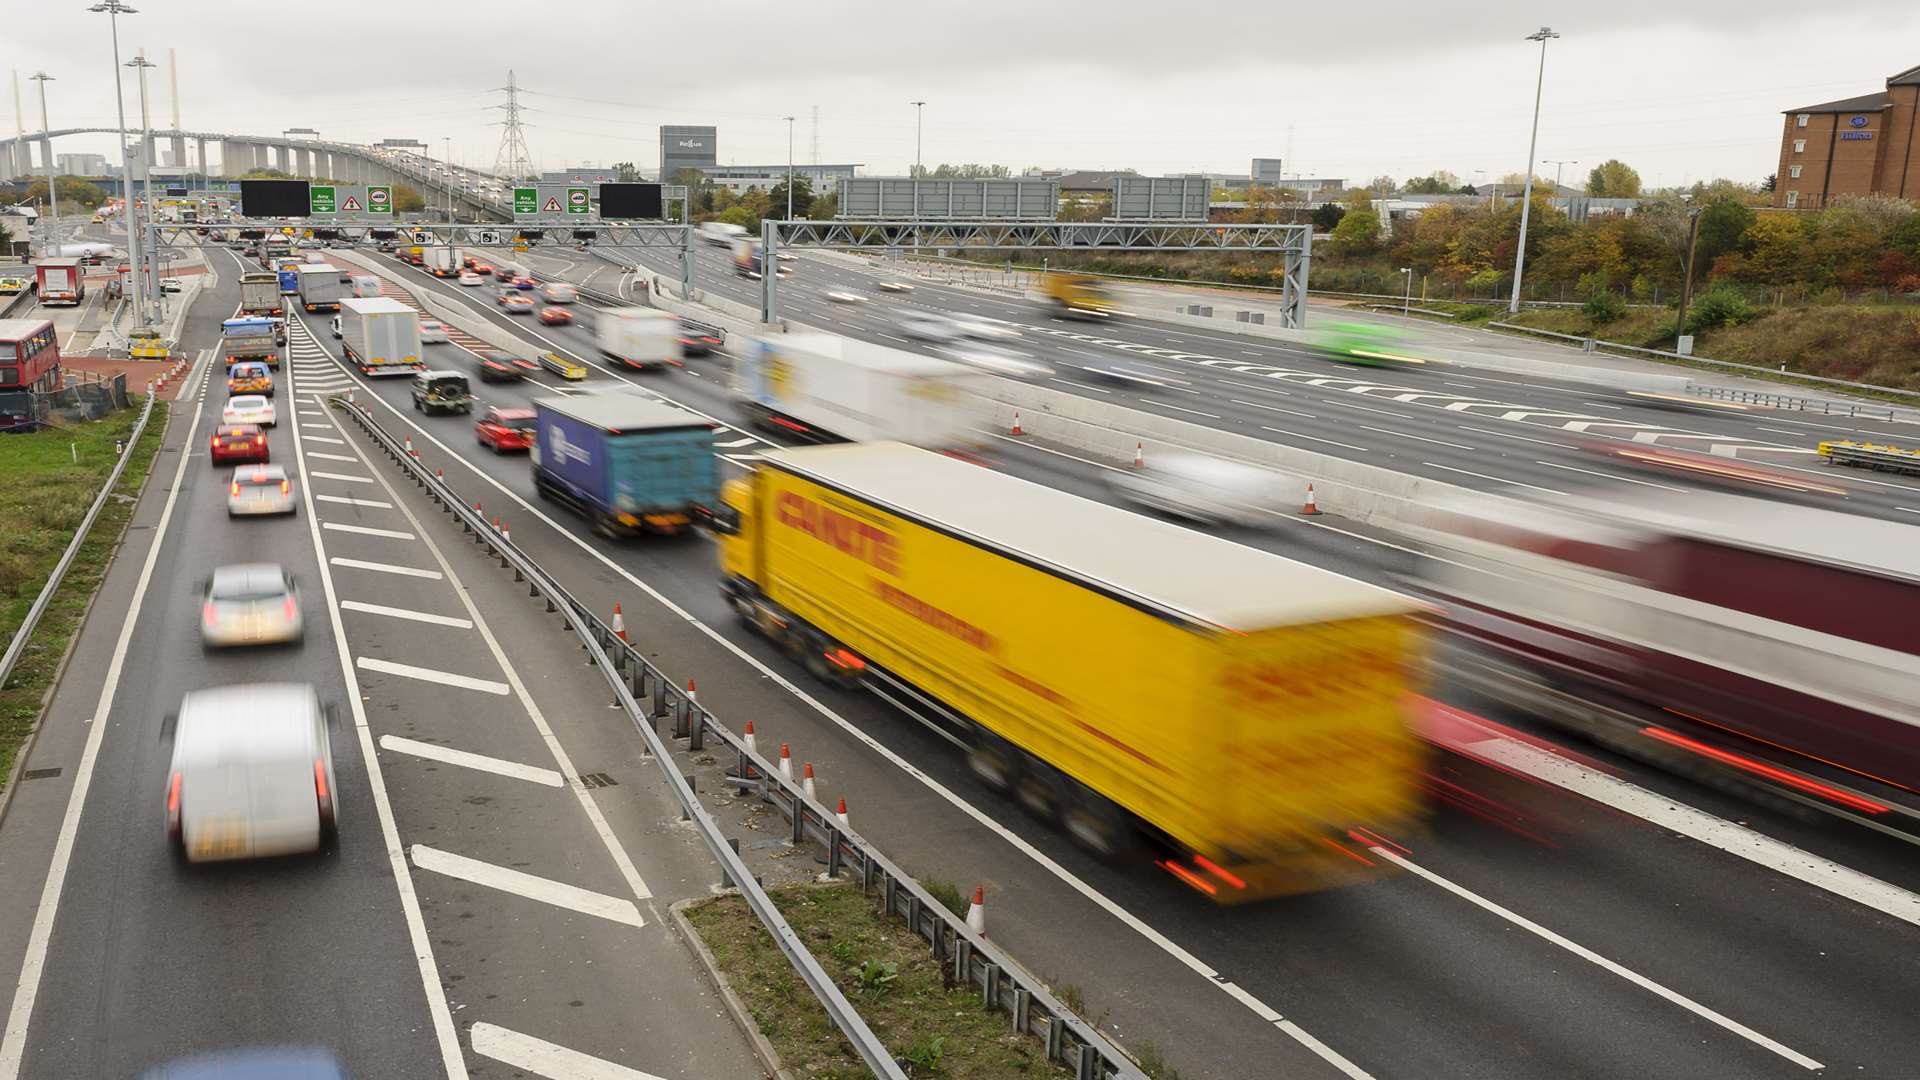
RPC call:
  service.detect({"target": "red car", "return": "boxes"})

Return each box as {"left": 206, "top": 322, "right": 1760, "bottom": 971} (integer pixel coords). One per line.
{"left": 475, "top": 406, "right": 537, "bottom": 453}
{"left": 472, "top": 262, "right": 495, "bottom": 276}
{"left": 210, "top": 424, "right": 269, "bottom": 466}
{"left": 538, "top": 306, "right": 574, "bottom": 326}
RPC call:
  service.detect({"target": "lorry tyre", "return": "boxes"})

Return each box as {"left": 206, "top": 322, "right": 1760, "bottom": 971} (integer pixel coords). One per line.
{"left": 592, "top": 512, "right": 620, "bottom": 540}
{"left": 1061, "top": 783, "right": 1139, "bottom": 862}
{"left": 966, "top": 733, "right": 1020, "bottom": 794}
{"left": 1013, "top": 754, "right": 1068, "bottom": 822}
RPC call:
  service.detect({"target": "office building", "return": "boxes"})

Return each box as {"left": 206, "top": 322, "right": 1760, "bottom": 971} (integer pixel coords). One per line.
{"left": 659, "top": 126, "right": 717, "bottom": 183}
{"left": 1775, "top": 62, "right": 1920, "bottom": 208}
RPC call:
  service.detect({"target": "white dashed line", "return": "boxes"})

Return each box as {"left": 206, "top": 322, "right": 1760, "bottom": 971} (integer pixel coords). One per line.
{"left": 1422, "top": 461, "right": 1569, "bottom": 495}
{"left": 1260, "top": 427, "right": 1370, "bottom": 452}
{"left": 468, "top": 1022, "right": 668, "bottom": 1080}
{"left": 378, "top": 735, "right": 563, "bottom": 787}
{"left": 329, "top": 556, "right": 442, "bottom": 579}
{"left": 1360, "top": 425, "right": 1476, "bottom": 450}
{"left": 322, "top": 521, "right": 417, "bottom": 540}
{"left": 311, "top": 471, "right": 375, "bottom": 484}
{"left": 315, "top": 494, "right": 393, "bottom": 508}
{"left": 339, "top": 600, "right": 473, "bottom": 628}
{"left": 357, "top": 656, "right": 510, "bottom": 695}
{"left": 410, "top": 845, "right": 644, "bottom": 928}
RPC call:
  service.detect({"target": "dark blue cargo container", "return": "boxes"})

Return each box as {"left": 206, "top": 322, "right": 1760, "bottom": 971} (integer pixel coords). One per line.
{"left": 530, "top": 393, "right": 718, "bottom": 536}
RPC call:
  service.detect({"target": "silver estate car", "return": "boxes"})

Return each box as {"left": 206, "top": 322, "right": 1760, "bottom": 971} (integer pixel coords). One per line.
{"left": 164, "top": 683, "right": 339, "bottom": 863}
{"left": 227, "top": 465, "right": 296, "bottom": 517}
{"left": 200, "top": 563, "right": 304, "bottom": 648}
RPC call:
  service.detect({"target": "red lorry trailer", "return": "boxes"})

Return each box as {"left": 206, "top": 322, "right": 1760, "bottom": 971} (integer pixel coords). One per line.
{"left": 1408, "top": 487, "right": 1920, "bottom": 832}
{"left": 34, "top": 258, "right": 86, "bottom": 306}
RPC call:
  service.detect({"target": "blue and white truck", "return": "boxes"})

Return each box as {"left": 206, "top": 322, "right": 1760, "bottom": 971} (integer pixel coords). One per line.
{"left": 529, "top": 393, "right": 718, "bottom": 537}
{"left": 218, "top": 317, "right": 281, "bottom": 368}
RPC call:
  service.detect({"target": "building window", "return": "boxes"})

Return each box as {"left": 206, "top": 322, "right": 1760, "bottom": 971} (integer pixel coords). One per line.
{"left": 1789, "top": 165, "right": 1802, "bottom": 179}
{"left": 1793, "top": 139, "right": 1806, "bottom": 153}
{"left": 1786, "top": 191, "right": 1799, "bottom": 207}
{"left": 1797, "top": 113, "right": 1810, "bottom": 127}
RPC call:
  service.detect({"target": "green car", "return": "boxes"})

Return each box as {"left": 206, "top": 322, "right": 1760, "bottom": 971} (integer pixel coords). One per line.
{"left": 1310, "top": 321, "right": 1427, "bottom": 368}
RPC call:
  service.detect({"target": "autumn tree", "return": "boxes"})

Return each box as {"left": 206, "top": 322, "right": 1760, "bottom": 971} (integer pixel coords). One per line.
{"left": 390, "top": 184, "right": 426, "bottom": 212}
{"left": 1327, "top": 189, "right": 1381, "bottom": 255}
{"left": 1587, "top": 159, "right": 1642, "bottom": 197}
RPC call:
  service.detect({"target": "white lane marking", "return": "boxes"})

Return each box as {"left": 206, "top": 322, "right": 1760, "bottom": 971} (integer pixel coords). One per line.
{"left": 332, "top": 273, "right": 1360, "bottom": 1074}
{"left": 1051, "top": 378, "right": 1114, "bottom": 394}
{"left": 0, "top": 352, "right": 213, "bottom": 1077}
{"left": 1533, "top": 459, "right": 1686, "bottom": 492}
{"left": 315, "top": 493, "right": 394, "bottom": 508}
{"left": 469, "top": 1022, "right": 667, "bottom": 1080}
{"left": 323, "top": 521, "right": 417, "bottom": 540}
{"left": 1359, "top": 425, "right": 1476, "bottom": 451}
{"left": 379, "top": 735, "right": 564, "bottom": 787}
{"left": 1330, "top": 400, "right": 1416, "bottom": 420}
{"left": 1476, "top": 737, "right": 1920, "bottom": 928}
{"left": 1260, "top": 426, "right": 1370, "bottom": 452}
{"left": 305, "top": 435, "right": 346, "bottom": 445}
{"left": 330, "top": 556, "right": 442, "bottom": 579}
{"left": 1140, "top": 400, "right": 1222, "bottom": 420}
{"left": 877, "top": 333, "right": 909, "bottom": 343}
{"left": 308, "top": 451, "right": 359, "bottom": 462}
{"left": 1220, "top": 379, "right": 1293, "bottom": 396}
{"left": 1457, "top": 424, "right": 1580, "bottom": 450}
{"left": 1373, "top": 847, "right": 1824, "bottom": 1071}
{"left": 312, "top": 471, "right": 375, "bottom": 484}
{"left": 1422, "top": 461, "right": 1569, "bottom": 495}
{"left": 1898, "top": 506, "right": 1920, "bottom": 516}
{"left": 410, "top": 845, "right": 645, "bottom": 928}
{"left": 340, "top": 600, "right": 474, "bottom": 628}
{"left": 1230, "top": 398, "right": 1315, "bottom": 418}
{"left": 1579, "top": 400, "right": 1624, "bottom": 410}
{"left": 715, "top": 437, "right": 758, "bottom": 448}
{"left": 302, "top": 423, "right": 335, "bottom": 431}
{"left": 357, "top": 657, "right": 511, "bottom": 695}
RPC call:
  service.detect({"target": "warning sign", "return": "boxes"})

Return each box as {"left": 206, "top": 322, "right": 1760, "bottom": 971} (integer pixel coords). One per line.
{"left": 341, "top": 194, "right": 363, "bottom": 212}
{"left": 366, "top": 186, "right": 392, "bottom": 214}
{"left": 542, "top": 196, "right": 563, "bottom": 213}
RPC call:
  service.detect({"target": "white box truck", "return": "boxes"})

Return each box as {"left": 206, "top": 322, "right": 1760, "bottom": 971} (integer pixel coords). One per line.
{"left": 596, "top": 307, "right": 682, "bottom": 372}
{"left": 732, "top": 332, "right": 988, "bottom": 448}
{"left": 423, "top": 247, "right": 464, "bottom": 278}
{"left": 698, "top": 221, "right": 747, "bottom": 247}
{"left": 294, "top": 264, "right": 346, "bottom": 312}
{"left": 337, "top": 297, "right": 424, "bottom": 377}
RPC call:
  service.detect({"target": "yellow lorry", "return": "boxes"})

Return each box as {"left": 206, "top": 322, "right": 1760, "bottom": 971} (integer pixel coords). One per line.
{"left": 1040, "top": 272, "right": 1117, "bottom": 319}
{"left": 717, "top": 442, "right": 1427, "bottom": 900}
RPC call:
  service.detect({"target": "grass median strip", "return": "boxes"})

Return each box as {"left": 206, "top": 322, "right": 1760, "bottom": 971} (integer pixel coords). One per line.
{"left": 0, "top": 404, "right": 168, "bottom": 793}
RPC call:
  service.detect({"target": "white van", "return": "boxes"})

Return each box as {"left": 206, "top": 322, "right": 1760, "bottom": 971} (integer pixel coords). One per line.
{"left": 165, "top": 683, "right": 338, "bottom": 862}
{"left": 350, "top": 274, "right": 381, "bottom": 298}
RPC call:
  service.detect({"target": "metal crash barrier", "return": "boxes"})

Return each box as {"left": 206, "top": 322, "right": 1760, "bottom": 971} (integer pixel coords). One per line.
{"left": 332, "top": 393, "right": 1145, "bottom": 1080}
{"left": 1818, "top": 439, "right": 1920, "bottom": 476}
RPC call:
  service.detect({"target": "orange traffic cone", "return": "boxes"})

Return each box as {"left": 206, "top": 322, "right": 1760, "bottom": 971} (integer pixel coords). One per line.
{"left": 743, "top": 719, "right": 757, "bottom": 756}
{"left": 611, "top": 603, "right": 626, "bottom": 640}
{"left": 965, "top": 886, "right": 987, "bottom": 937}
{"left": 1133, "top": 442, "right": 1144, "bottom": 468}
{"left": 802, "top": 762, "right": 817, "bottom": 802}
{"left": 1011, "top": 410, "right": 1025, "bottom": 437}
{"left": 1302, "top": 483, "right": 1322, "bottom": 516}
{"left": 778, "top": 742, "right": 793, "bottom": 780}
{"left": 835, "top": 798, "right": 849, "bottom": 828}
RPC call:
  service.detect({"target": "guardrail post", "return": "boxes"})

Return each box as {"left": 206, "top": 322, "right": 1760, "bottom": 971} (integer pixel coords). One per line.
{"left": 791, "top": 794, "right": 807, "bottom": 845}
{"left": 1012, "top": 987, "right": 1031, "bottom": 1034}
{"left": 982, "top": 962, "right": 1001, "bottom": 1010}
{"left": 688, "top": 706, "right": 705, "bottom": 752}
{"left": 955, "top": 939, "right": 973, "bottom": 988}
{"left": 1044, "top": 1012, "right": 1063, "bottom": 1058}
{"left": 825, "top": 827, "right": 843, "bottom": 877}
{"left": 1076, "top": 1044, "right": 1099, "bottom": 1080}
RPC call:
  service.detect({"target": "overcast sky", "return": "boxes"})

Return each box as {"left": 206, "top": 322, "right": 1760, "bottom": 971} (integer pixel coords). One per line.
{"left": 9, "top": 1, "right": 1920, "bottom": 189}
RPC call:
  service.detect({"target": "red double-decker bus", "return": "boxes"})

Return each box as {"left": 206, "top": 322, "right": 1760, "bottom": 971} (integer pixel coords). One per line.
{"left": 0, "top": 318, "right": 61, "bottom": 431}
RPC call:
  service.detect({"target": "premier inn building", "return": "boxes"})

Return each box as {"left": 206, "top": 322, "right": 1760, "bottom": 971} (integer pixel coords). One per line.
{"left": 1775, "top": 63, "right": 1920, "bottom": 209}
{"left": 660, "top": 126, "right": 718, "bottom": 183}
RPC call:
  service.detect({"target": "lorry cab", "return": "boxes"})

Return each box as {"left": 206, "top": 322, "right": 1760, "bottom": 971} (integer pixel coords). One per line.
{"left": 1040, "top": 272, "right": 1115, "bottom": 319}
{"left": 714, "top": 476, "right": 754, "bottom": 582}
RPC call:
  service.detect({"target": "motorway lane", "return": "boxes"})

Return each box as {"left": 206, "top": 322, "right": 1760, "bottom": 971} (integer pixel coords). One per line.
{"left": 310, "top": 257, "right": 1920, "bottom": 1078}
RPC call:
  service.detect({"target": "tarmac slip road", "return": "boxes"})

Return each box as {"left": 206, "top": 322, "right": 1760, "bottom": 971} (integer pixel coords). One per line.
{"left": 299, "top": 265, "right": 1920, "bottom": 1080}
{"left": 0, "top": 301, "right": 758, "bottom": 1079}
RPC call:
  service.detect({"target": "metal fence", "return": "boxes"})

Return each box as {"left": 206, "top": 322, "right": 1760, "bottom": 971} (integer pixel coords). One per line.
{"left": 333, "top": 394, "right": 1145, "bottom": 1080}
{"left": 6, "top": 372, "right": 132, "bottom": 430}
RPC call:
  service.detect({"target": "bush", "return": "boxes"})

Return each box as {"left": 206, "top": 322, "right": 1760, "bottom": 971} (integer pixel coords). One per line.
{"left": 1583, "top": 288, "right": 1626, "bottom": 325}
{"left": 1684, "top": 284, "right": 1756, "bottom": 334}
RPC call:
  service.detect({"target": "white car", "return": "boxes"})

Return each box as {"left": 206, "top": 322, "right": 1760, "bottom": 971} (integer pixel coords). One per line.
{"left": 199, "top": 564, "right": 304, "bottom": 648}
{"left": 223, "top": 394, "right": 276, "bottom": 428}
{"left": 895, "top": 310, "right": 960, "bottom": 343}
{"left": 458, "top": 272, "right": 484, "bottom": 287}
{"left": 539, "top": 283, "right": 578, "bottom": 304}
{"left": 937, "top": 341, "right": 1054, "bottom": 380}
{"left": 875, "top": 280, "right": 914, "bottom": 293}
{"left": 419, "top": 319, "right": 449, "bottom": 343}
{"left": 827, "top": 291, "right": 866, "bottom": 304}
{"left": 1106, "top": 452, "right": 1279, "bottom": 527}
{"left": 952, "top": 317, "right": 1022, "bottom": 342}
{"left": 228, "top": 464, "right": 296, "bottom": 516}
{"left": 164, "top": 682, "right": 336, "bottom": 863}
{"left": 158, "top": 277, "right": 184, "bottom": 294}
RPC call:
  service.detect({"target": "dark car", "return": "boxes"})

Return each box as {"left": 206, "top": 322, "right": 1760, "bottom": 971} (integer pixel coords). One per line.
{"left": 473, "top": 350, "right": 540, "bottom": 383}
{"left": 209, "top": 424, "right": 269, "bottom": 466}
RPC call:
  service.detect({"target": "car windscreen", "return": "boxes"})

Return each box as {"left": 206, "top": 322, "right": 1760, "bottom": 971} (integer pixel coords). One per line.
{"left": 209, "top": 573, "right": 286, "bottom": 601}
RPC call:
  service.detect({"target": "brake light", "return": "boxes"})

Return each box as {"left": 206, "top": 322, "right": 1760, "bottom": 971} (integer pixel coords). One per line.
{"left": 280, "top": 479, "right": 290, "bottom": 494}
{"left": 314, "top": 759, "right": 334, "bottom": 826}
{"left": 230, "top": 480, "right": 240, "bottom": 496}
{"left": 166, "top": 772, "right": 182, "bottom": 834}
{"left": 202, "top": 601, "right": 217, "bottom": 625}
{"left": 255, "top": 435, "right": 266, "bottom": 447}
{"left": 210, "top": 435, "right": 219, "bottom": 448}
{"left": 284, "top": 596, "right": 298, "bottom": 620}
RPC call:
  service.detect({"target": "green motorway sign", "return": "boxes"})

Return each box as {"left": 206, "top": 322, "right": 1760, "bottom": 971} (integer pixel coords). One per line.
{"left": 365, "top": 185, "right": 392, "bottom": 214}
{"left": 309, "top": 185, "right": 336, "bottom": 214}
{"left": 514, "top": 187, "right": 538, "bottom": 215}
{"left": 566, "top": 187, "right": 590, "bottom": 215}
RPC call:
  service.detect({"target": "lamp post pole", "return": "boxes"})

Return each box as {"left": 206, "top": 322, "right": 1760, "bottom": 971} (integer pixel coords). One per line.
{"left": 784, "top": 115, "right": 795, "bottom": 219}
{"left": 1507, "top": 26, "right": 1559, "bottom": 314}
{"left": 1400, "top": 267, "right": 1413, "bottom": 316}
{"left": 90, "top": 0, "right": 142, "bottom": 331}
{"left": 127, "top": 51, "right": 158, "bottom": 325}
{"left": 910, "top": 100, "right": 925, "bottom": 251}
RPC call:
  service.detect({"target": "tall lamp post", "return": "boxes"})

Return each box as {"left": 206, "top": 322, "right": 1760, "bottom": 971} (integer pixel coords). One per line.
{"left": 1507, "top": 25, "right": 1559, "bottom": 315}
{"left": 1544, "top": 158, "right": 1578, "bottom": 195}
{"left": 89, "top": 0, "right": 141, "bottom": 330}
{"left": 127, "top": 51, "right": 158, "bottom": 325}
{"left": 1400, "top": 267, "right": 1413, "bottom": 316}
{"left": 29, "top": 73, "right": 59, "bottom": 259}
{"left": 784, "top": 115, "right": 796, "bottom": 219}
{"left": 1673, "top": 199, "right": 1705, "bottom": 354}
{"left": 909, "top": 101, "right": 926, "bottom": 251}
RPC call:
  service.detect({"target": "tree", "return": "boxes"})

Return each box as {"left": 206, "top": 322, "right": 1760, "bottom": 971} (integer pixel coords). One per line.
{"left": 390, "top": 184, "right": 426, "bottom": 212}
{"left": 1742, "top": 213, "right": 1810, "bottom": 287}
{"left": 22, "top": 176, "right": 107, "bottom": 210}
{"left": 1311, "top": 202, "right": 1346, "bottom": 232}
{"left": 765, "top": 175, "right": 815, "bottom": 219}
{"left": 715, "top": 205, "right": 757, "bottom": 229}
{"left": 239, "top": 167, "right": 291, "bottom": 179}
{"left": 671, "top": 168, "right": 714, "bottom": 214}
{"left": 1587, "top": 159, "right": 1642, "bottom": 198}
{"left": 1498, "top": 173, "right": 1552, "bottom": 190}
{"left": 1692, "top": 199, "right": 1757, "bottom": 281}
{"left": 1326, "top": 189, "right": 1381, "bottom": 255}
{"left": 1367, "top": 175, "right": 1398, "bottom": 195}
{"left": 611, "top": 161, "right": 640, "bottom": 182}
{"left": 914, "top": 163, "right": 1011, "bottom": 179}
{"left": 1760, "top": 173, "right": 1777, "bottom": 194}
{"left": 1404, "top": 171, "right": 1461, "bottom": 195}
{"left": 808, "top": 192, "right": 838, "bottom": 220}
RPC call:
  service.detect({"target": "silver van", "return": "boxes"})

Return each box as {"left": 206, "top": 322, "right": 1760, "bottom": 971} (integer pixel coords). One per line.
{"left": 164, "top": 684, "right": 338, "bottom": 863}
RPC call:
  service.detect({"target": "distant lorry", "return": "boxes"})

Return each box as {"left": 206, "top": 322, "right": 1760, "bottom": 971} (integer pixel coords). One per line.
{"left": 294, "top": 264, "right": 346, "bottom": 313}
{"left": 238, "top": 272, "right": 283, "bottom": 317}
{"left": 715, "top": 442, "right": 1428, "bottom": 897}
{"left": 732, "top": 333, "right": 987, "bottom": 448}
{"left": 219, "top": 317, "right": 280, "bottom": 368}
{"left": 1405, "top": 487, "right": 1920, "bottom": 828}
{"left": 1039, "top": 272, "right": 1115, "bottom": 319}
{"left": 34, "top": 258, "right": 85, "bottom": 306}
{"left": 423, "top": 247, "right": 464, "bottom": 278}
{"left": 335, "top": 297, "right": 424, "bottom": 377}
{"left": 276, "top": 264, "right": 300, "bottom": 295}
{"left": 698, "top": 221, "right": 747, "bottom": 247}
{"left": 529, "top": 393, "right": 718, "bottom": 537}
{"left": 730, "top": 236, "right": 765, "bottom": 278}
{"left": 595, "top": 306, "right": 682, "bottom": 371}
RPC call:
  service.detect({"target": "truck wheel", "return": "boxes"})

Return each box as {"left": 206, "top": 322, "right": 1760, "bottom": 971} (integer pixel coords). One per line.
{"left": 966, "top": 733, "right": 1020, "bottom": 793}
{"left": 592, "top": 512, "right": 620, "bottom": 539}
{"left": 1061, "top": 784, "right": 1140, "bottom": 863}
{"left": 1013, "top": 754, "right": 1068, "bottom": 822}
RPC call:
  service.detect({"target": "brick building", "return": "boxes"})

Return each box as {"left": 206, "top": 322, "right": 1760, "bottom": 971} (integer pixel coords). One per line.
{"left": 1774, "top": 63, "right": 1920, "bottom": 209}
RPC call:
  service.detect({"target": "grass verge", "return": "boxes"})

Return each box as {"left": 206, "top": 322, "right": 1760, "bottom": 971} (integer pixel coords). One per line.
{"left": 683, "top": 882, "right": 1075, "bottom": 1079}
{"left": 0, "top": 402, "right": 168, "bottom": 792}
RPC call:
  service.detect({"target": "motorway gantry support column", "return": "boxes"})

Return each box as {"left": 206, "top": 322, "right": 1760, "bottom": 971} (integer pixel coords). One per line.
{"left": 759, "top": 218, "right": 780, "bottom": 324}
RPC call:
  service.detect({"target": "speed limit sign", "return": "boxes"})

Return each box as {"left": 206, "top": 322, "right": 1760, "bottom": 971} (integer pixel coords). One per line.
{"left": 410, "top": 230, "right": 431, "bottom": 244}
{"left": 478, "top": 230, "right": 501, "bottom": 245}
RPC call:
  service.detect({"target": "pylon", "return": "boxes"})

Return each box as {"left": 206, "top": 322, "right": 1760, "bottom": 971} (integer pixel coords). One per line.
{"left": 965, "top": 886, "right": 987, "bottom": 937}
{"left": 686, "top": 678, "right": 697, "bottom": 702}
{"left": 1011, "top": 410, "right": 1025, "bottom": 437}
{"left": 1133, "top": 442, "right": 1144, "bottom": 468}
{"left": 1302, "top": 483, "right": 1322, "bottom": 515}
{"left": 743, "top": 719, "right": 756, "bottom": 756}
{"left": 778, "top": 742, "right": 793, "bottom": 780}
{"left": 500, "top": 519, "right": 510, "bottom": 543}
{"left": 404, "top": 433, "right": 415, "bottom": 457}
{"left": 611, "top": 603, "right": 626, "bottom": 641}
{"left": 435, "top": 468, "right": 444, "bottom": 481}
{"left": 493, "top": 516, "right": 502, "bottom": 533}
{"left": 835, "top": 797, "right": 849, "bottom": 828}
{"left": 802, "top": 762, "right": 817, "bottom": 802}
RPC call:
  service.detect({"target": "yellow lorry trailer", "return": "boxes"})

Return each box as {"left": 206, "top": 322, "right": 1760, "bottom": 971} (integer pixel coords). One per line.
{"left": 1040, "top": 272, "right": 1116, "bottom": 319}
{"left": 717, "top": 442, "right": 1427, "bottom": 900}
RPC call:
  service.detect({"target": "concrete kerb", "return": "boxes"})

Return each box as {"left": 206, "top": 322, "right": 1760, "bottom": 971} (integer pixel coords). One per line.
{"left": 669, "top": 897, "right": 798, "bottom": 1080}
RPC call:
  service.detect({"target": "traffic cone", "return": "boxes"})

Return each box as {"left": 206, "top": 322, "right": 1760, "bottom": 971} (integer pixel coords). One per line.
{"left": 1011, "top": 410, "right": 1025, "bottom": 437}
{"left": 405, "top": 433, "right": 416, "bottom": 457}
{"left": 686, "top": 678, "right": 697, "bottom": 702}
{"left": 743, "top": 719, "right": 757, "bottom": 756}
{"left": 1302, "top": 483, "right": 1322, "bottom": 516}
{"left": 435, "top": 468, "right": 444, "bottom": 481}
{"left": 1133, "top": 441, "right": 1144, "bottom": 468}
{"left": 835, "top": 798, "right": 849, "bottom": 828}
{"left": 802, "top": 762, "right": 817, "bottom": 802}
{"left": 611, "top": 603, "right": 627, "bottom": 641}
{"left": 493, "top": 516, "right": 502, "bottom": 533}
{"left": 778, "top": 743, "right": 793, "bottom": 780}
{"left": 965, "top": 886, "right": 987, "bottom": 937}
{"left": 500, "top": 519, "right": 510, "bottom": 543}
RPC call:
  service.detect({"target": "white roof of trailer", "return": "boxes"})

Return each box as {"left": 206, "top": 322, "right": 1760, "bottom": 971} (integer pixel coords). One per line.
{"left": 769, "top": 333, "right": 975, "bottom": 377}
{"left": 339, "top": 297, "right": 414, "bottom": 315}
{"left": 763, "top": 442, "right": 1418, "bottom": 631}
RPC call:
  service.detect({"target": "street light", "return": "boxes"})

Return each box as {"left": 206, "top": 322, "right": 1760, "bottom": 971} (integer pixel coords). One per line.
{"left": 127, "top": 51, "right": 158, "bottom": 325}
{"left": 89, "top": 0, "right": 142, "bottom": 329}
{"left": 29, "top": 73, "right": 58, "bottom": 259}
{"left": 910, "top": 101, "right": 926, "bottom": 250}
{"left": 1544, "top": 158, "right": 1578, "bottom": 194}
{"left": 1507, "top": 25, "right": 1559, "bottom": 315}
{"left": 1673, "top": 198, "right": 1706, "bottom": 354}
{"left": 1400, "top": 267, "right": 1413, "bottom": 316}
{"left": 784, "top": 115, "right": 796, "bottom": 220}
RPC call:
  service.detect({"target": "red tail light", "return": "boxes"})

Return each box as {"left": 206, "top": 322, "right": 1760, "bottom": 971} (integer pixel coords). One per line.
{"left": 284, "top": 596, "right": 298, "bottom": 620}
{"left": 255, "top": 435, "right": 266, "bottom": 447}
{"left": 314, "top": 759, "right": 334, "bottom": 826}
{"left": 280, "top": 479, "right": 290, "bottom": 494}
{"left": 166, "top": 772, "right": 182, "bottom": 834}
{"left": 202, "top": 601, "right": 217, "bottom": 625}
{"left": 210, "top": 435, "right": 220, "bottom": 448}
{"left": 230, "top": 480, "right": 240, "bottom": 496}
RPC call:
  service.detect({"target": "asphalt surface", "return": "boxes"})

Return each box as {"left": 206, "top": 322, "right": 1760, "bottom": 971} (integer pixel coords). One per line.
{"left": 278, "top": 247, "right": 1920, "bottom": 1079}
{"left": 0, "top": 253, "right": 758, "bottom": 1079}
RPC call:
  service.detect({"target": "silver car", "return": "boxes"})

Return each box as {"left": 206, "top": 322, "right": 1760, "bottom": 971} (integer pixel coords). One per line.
{"left": 164, "top": 683, "right": 338, "bottom": 863}
{"left": 1106, "top": 452, "right": 1282, "bottom": 527}
{"left": 200, "top": 563, "right": 304, "bottom": 648}
{"left": 228, "top": 465, "right": 296, "bottom": 516}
